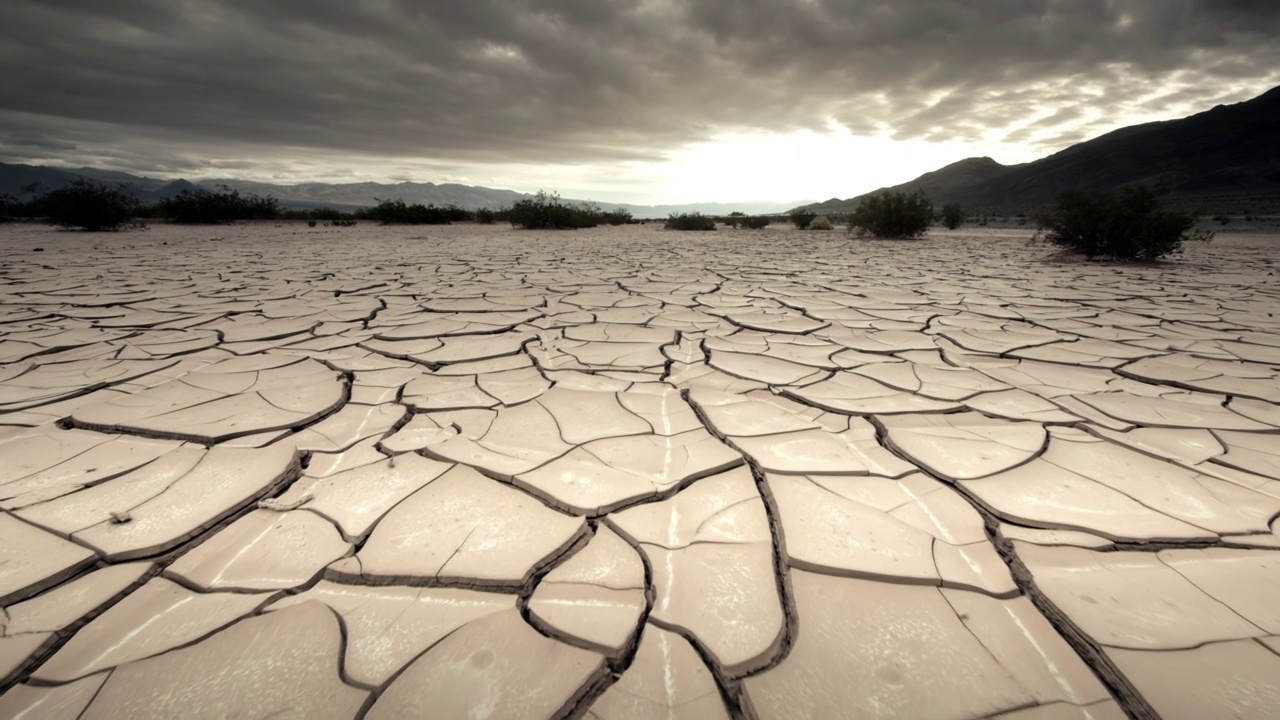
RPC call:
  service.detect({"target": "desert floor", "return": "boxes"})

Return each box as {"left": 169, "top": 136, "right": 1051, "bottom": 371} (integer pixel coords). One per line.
{"left": 1, "top": 221, "right": 1279, "bottom": 719}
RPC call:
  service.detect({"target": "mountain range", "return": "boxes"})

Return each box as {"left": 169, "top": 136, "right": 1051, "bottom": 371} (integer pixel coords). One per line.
{"left": 803, "top": 84, "right": 1280, "bottom": 215}
{"left": 0, "top": 164, "right": 808, "bottom": 218}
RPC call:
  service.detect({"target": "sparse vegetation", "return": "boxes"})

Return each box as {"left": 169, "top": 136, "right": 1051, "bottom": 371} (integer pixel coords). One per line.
{"left": 849, "top": 190, "right": 933, "bottom": 238}
{"left": 507, "top": 191, "right": 602, "bottom": 229}
{"left": 475, "top": 207, "right": 497, "bottom": 224}
{"left": 1036, "top": 185, "right": 1212, "bottom": 260}
{"left": 809, "top": 215, "right": 833, "bottom": 230}
{"left": 361, "top": 198, "right": 463, "bottom": 224}
{"left": 157, "top": 186, "right": 280, "bottom": 224}
{"left": 789, "top": 209, "right": 817, "bottom": 229}
{"left": 600, "top": 208, "right": 634, "bottom": 226}
{"left": 940, "top": 202, "right": 965, "bottom": 230}
{"left": 665, "top": 212, "right": 717, "bottom": 231}
{"left": 279, "top": 207, "right": 352, "bottom": 222}
{"left": 35, "top": 180, "right": 142, "bottom": 231}
{"left": 740, "top": 216, "right": 771, "bottom": 229}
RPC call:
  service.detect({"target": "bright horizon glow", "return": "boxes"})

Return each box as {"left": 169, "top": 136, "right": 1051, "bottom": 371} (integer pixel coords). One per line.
{"left": 631, "top": 126, "right": 1036, "bottom": 205}
{"left": 64, "top": 128, "right": 1042, "bottom": 207}
{"left": 18, "top": 91, "right": 1264, "bottom": 207}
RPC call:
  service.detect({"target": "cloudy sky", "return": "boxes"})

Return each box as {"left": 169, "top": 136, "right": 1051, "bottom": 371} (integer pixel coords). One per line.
{"left": 2, "top": 0, "right": 1278, "bottom": 204}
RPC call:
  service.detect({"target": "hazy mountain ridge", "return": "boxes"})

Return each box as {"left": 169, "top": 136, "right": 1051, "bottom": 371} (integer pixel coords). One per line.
{"left": 804, "top": 84, "right": 1280, "bottom": 214}
{"left": 0, "top": 164, "right": 809, "bottom": 218}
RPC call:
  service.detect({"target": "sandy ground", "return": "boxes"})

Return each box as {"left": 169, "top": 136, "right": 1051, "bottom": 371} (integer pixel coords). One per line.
{"left": 1, "top": 221, "right": 1279, "bottom": 719}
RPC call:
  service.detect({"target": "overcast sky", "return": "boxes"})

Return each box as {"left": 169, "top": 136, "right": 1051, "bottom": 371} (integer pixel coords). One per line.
{"left": 2, "top": 0, "right": 1278, "bottom": 204}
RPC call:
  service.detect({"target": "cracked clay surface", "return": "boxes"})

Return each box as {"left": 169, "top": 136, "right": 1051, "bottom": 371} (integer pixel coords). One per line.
{"left": 1, "top": 223, "right": 1279, "bottom": 719}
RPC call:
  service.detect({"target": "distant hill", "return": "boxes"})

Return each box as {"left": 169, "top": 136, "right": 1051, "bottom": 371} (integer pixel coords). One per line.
{"left": 807, "top": 157, "right": 1015, "bottom": 214}
{"left": 0, "top": 163, "right": 809, "bottom": 218}
{"left": 804, "top": 84, "right": 1280, "bottom": 214}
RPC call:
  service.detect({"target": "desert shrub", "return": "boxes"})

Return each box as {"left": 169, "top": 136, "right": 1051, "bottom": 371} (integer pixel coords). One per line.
{"left": 278, "top": 208, "right": 356, "bottom": 223}
{"left": 809, "top": 215, "right": 833, "bottom": 230}
{"left": 849, "top": 190, "right": 933, "bottom": 238}
{"left": 1037, "top": 185, "right": 1212, "bottom": 260}
{"left": 307, "top": 208, "right": 345, "bottom": 221}
{"left": 361, "top": 198, "right": 454, "bottom": 224}
{"left": 601, "top": 208, "right": 633, "bottom": 225}
{"left": 720, "top": 211, "right": 746, "bottom": 228}
{"left": 740, "top": 215, "right": 771, "bottom": 229}
{"left": 475, "top": 207, "right": 497, "bottom": 224}
{"left": 940, "top": 202, "right": 965, "bottom": 230}
{"left": 507, "top": 191, "right": 601, "bottom": 229}
{"left": 36, "top": 180, "right": 142, "bottom": 231}
{"left": 665, "top": 212, "right": 717, "bottom": 231}
{"left": 157, "top": 186, "right": 280, "bottom": 223}
{"left": 789, "top": 209, "right": 817, "bottom": 229}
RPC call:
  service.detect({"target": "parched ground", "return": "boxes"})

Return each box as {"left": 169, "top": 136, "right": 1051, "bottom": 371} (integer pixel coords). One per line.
{"left": 1, "top": 222, "right": 1279, "bottom": 719}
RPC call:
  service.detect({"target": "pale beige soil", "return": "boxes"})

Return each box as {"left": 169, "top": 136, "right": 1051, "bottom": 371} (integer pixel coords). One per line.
{"left": 1, "top": 221, "right": 1278, "bottom": 718}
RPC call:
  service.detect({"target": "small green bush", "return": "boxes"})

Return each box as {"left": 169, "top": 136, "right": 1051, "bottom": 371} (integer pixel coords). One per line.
{"left": 940, "top": 202, "right": 965, "bottom": 230}
{"left": 508, "top": 191, "right": 600, "bottom": 229}
{"left": 849, "top": 190, "right": 933, "bottom": 238}
{"left": 665, "top": 212, "right": 717, "bottom": 231}
{"left": 789, "top": 209, "right": 817, "bottom": 229}
{"left": 37, "top": 180, "right": 142, "bottom": 231}
{"left": 475, "top": 207, "right": 497, "bottom": 224}
{"left": 1037, "top": 185, "right": 1212, "bottom": 260}
{"left": 740, "top": 215, "right": 771, "bottom": 229}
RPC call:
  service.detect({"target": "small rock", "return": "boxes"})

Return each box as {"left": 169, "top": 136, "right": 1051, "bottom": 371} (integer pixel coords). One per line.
{"left": 258, "top": 493, "right": 313, "bottom": 512}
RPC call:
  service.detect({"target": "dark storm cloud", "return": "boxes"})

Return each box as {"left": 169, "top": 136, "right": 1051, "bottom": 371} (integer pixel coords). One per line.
{"left": 1, "top": 0, "right": 1278, "bottom": 173}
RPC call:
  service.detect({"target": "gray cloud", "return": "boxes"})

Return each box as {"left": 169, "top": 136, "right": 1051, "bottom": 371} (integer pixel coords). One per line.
{"left": 1, "top": 0, "right": 1278, "bottom": 177}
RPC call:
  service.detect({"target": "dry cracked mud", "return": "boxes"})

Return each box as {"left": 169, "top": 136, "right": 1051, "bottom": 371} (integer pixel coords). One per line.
{"left": 1, "top": 222, "right": 1279, "bottom": 719}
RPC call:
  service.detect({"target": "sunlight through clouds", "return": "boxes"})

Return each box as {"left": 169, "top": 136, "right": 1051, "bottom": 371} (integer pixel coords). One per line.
{"left": 1, "top": 1, "right": 1278, "bottom": 203}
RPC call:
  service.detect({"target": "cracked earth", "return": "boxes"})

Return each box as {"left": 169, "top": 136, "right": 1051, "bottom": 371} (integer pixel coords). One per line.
{"left": 1, "top": 223, "right": 1279, "bottom": 719}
